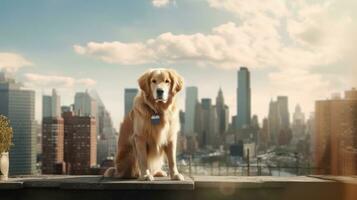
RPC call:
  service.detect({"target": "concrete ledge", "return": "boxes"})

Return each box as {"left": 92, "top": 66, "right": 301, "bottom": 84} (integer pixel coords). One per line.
{"left": 1, "top": 175, "right": 194, "bottom": 190}
{"left": 1, "top": 175, "right": 357, "bottom": 200}
{"left": 193, "top": 176, "right": 334, "bottom": 189}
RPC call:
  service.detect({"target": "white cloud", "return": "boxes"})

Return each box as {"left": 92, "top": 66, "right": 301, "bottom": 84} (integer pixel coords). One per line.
{"left": 74, "top": 0, "right": 354, "bottom": 72}
{"left": 74, "top": 21, "right": 280, "bottom": 69}
{"left": 74, "top": 0, "right": 355, "bottom": 117}
{"left": 73, "top": 42, "right": 153, "bottom": 65}
{"left": 0, "top": 52, "right": 32, "bottom": 72}
{"left": 207, "top": 0, "right": 289, "bottom": 19}
{"left": 24, "top": 73, "right": 96, "bottom": 89}
{"left": 152, "top": 0, "right": 171, "bottom": 8}
{"left": 73, "top": 18, "right": 336, "bottom": 71}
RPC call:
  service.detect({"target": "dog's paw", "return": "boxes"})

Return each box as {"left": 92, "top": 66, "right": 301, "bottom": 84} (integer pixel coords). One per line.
{"left": 138, "top": 174, "right": 155, "bottom": 181}
{"left": 171, "top": 173, "right": 184, "bottom": 181}
{"left": 153, "top": 170, "right": 168, "bottom": 177}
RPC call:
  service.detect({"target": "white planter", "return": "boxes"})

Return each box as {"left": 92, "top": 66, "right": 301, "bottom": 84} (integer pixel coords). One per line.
{"left": 0, "top": 152, "right": 9, "bottom": 181}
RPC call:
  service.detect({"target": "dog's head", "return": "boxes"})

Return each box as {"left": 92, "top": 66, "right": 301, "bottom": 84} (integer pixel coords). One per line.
{"left": 138, "top": 68, "right": 183, "bottom": 104}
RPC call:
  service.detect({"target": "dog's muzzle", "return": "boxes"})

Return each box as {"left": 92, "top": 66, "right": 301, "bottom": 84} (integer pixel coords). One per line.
{"left": 156, "top": 88, "right": 164, "bottom": 100}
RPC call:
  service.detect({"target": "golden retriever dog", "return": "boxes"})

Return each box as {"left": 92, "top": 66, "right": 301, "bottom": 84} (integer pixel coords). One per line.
{"left": 104, "top": 68, "right": 184, "bottom": 181}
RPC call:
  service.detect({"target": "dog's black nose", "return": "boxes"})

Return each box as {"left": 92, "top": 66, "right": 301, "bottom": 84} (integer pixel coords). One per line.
{"left": 156, "top": 88, "right": 164, "bottom": 98}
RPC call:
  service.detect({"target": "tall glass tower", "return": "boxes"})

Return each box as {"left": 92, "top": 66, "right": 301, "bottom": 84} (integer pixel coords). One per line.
{"left": 236, "top": 67, "right": 251, "bottom": 129}
{"left": 0, "top": 72, "right": 36, "bottom": 175}
{"left": 124, "top": 88, "right": 138, "bottom": 116}
{"left": 184, "top": 86, "right": 198, "bottom": 135}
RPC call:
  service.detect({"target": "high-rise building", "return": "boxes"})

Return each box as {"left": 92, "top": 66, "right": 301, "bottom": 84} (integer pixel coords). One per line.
{"left": 315, "top": 88, "right": 357, "bottom": 175}
{"left": 42, "top": 89, "right": 65, "bottom": 174}
{"left": 42, "top": 117, "right": 64, "bottom": 174}
{"left": 0, "top": 72, "right": 36, "bottom": 175}
{"left": 237, "top": 67, "right": 251, "bottom": 129}
{"left": 198, "top": 98, "right": 218, "bottom": 148}
{"left": 74, "top": 91, "right": 96, "bottom": 117}
{"left": 124, "top": 88, "right": 138, "bottom": 116}
{"left": 277, "top": 96, "right": 290, "bottom": 129}
{"left": 292, "top": 104, "right": 306, "bottom": 142}
{"left": 293, "top": 104, "right": 305, "bottom": 124}
{"left": 216, "top": 88, "right": 229, "bottom": 136}
{"left": 259, "top": 118, "right": 269, "bottom": 151}
{"left": 90, "top": 90, "right": 117, "bottom": 165}
{"left": 63, "top": 111, "right": 97, "bottom": 175}
{"left": 184, "top": 86, "right": 198, "bottom": 135}
{"left": 268, "top": 100, "right": 279, "bottom": 145}
{"left": 268, "top": 96, "right": 291, "bottom": 146}
{"left": 42, "top": 89, "right": 61, "bottom": 118}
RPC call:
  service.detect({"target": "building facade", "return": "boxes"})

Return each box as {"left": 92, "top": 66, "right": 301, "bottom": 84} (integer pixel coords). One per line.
{"left": 277, "top": 96, "right": 290, "bottom": 130}
{"left": 74, "top": 91, "right": 96, "bottom": 117}
{"left": 90, "top": 91, "right": 117, "bottom": 165}
{"left": 237, "top": 67, "right": 251, "bottom": 129}
{"left": 268, "top": 96, "right": 291, "bottom": 146}
{"left": 292, "top": 104, "right": 306, "bottom": 143}
{"left": 315, "top": 89, "right": 357, "bottom": 175}
{"left": 197, "top": 98, "right": 218, "bottom": 148}
{"left": 42, "top": 117, "right": 64, "bottom": 174}
{"left": 42, "top": 89, "right": 61, "bottom": 118}
{"left": 124, "top": 88, "right": 138, "bottom": 116}
{"left": 42, "top": 89, "right": 65, "bottom": 174}
{"left": 184, "top": 86, "right": 198, "bottom": 136}
{"left": 0, "top": 72, "right": 36, "bottom": 175}
{"left": 63, "top": 111, "right": 97, "bottom": 175}
{"left": 216, "top": 88, "right": 229, "bottom": 137}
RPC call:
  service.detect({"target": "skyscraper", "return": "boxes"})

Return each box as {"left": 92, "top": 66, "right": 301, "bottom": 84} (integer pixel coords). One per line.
{"left": 42, "top": 89, "right": 61, "bottom": 118}
{"left": 277, "top": 96, "right": 290, "bottom": 129}
{"left": 315, "top": 88, "right": 357, "bottom": 175}
{"left": 216, "top": 88, "right": 229, "bottom": 136}
{"left": 198, "top": 98, "right": 218, "bottom": 148}
{"left": 42, "top": 117, "right": 64, "bottom": 174}
{"left": 259, "top": 118, "right": 269, "bottom": 151}
{"left": 124, "top": 88, "right": 138, "bottom": 116}
{"left": 90, "top": 90, "right": 117, "bottom": 165}
{"left": 292, "top": 104, "right": 306, "bottom": 141}
{"left": 184, "top": 86, "right": 198, "bottom": 135}
{"left": 63, "top": 111, "right": 97, "bottom": 175}
{"left": 74, "top": 91, "right": 96, "bottom": 117}
{"left": 0, "top": 72, "right": 36, "bottom": 175}
{"left": 268, "top": 96, "right": 291, "bottom": 146}
{"left": 268, "top": 99, "right": 279, "bottom": 145}
{"left": 42, "top": 89, "right": 65, "bottom": 174}
{"left": 237, "top": 67, "right": 251, "bottom": 129}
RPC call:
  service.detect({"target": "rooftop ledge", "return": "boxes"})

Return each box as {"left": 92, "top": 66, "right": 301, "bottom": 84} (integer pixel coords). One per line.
{"left": 1, "top": 175, "right": 357, "bottom": 200}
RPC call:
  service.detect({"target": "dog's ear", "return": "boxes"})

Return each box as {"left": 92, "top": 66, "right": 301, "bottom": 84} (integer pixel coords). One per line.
{"left": 168, "top": 69, "right": 184, "bottom": 94}
{"left": 138, "top": 70, "right": 151, "bottom": 95}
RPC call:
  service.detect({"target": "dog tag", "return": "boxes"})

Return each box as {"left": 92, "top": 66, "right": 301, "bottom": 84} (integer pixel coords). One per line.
{"left": 151, "top": 114, "right": 160, "bottom": 125}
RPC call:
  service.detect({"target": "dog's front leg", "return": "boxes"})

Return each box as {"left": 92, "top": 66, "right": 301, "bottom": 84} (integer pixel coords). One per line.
{"left": 165, "top": 140, "right": 184, "bottom": 181}
{"left": 134, "top": 135, "right": 154, "bottom": 181}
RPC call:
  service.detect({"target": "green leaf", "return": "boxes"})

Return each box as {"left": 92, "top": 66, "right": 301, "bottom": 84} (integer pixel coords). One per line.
{"left": 0, "top": 115, "right": 13, "bottom": 153}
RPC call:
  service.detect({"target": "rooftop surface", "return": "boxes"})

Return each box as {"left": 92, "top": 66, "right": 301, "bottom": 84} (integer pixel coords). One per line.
{"left": 1, "top": 175, "right": 357, "bottom": 200}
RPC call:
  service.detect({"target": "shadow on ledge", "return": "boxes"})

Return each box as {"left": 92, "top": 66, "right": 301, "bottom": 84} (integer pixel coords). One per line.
{"left": 1, "top": 175, "right": 357, "bottom": 200}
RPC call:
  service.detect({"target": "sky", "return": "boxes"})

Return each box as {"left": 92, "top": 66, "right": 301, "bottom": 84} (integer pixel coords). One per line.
{"left": 0, "top": 0, "right": 356, "bottom": 130}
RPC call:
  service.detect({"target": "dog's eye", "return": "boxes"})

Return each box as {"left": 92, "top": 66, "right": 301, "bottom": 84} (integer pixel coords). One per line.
{"left": 165, "top": 80, "right": 170, "bottom": 83}
{"left": 152, "top": 80, "right": 157, "bottom": 83}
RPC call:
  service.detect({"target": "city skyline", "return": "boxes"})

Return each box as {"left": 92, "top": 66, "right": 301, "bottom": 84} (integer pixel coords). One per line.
{"left": 0, "top": 0, "right": 356, "bottom": 129}
{"left": 0, "top": 69, "right": 346, "bottom": 131}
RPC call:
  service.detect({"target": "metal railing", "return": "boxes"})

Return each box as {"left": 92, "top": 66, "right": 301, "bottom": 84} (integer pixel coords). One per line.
{"left": 177, "top": 163, "right": 324, "bottom": 176}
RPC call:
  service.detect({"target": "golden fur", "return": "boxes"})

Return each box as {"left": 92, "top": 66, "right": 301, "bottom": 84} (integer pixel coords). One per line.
{"left": 104, "top": 68, "right": 184, "bottom": 181}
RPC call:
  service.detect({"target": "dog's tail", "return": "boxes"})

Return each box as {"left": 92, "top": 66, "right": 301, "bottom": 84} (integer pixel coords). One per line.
{"left": 103, "top": 167, "right": 116, "bottom": 177}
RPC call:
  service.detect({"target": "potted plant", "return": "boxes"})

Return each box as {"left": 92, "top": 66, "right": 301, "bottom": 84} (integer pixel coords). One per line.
{"left": 0, "top": 115, "right": 13, "bottom": 181}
